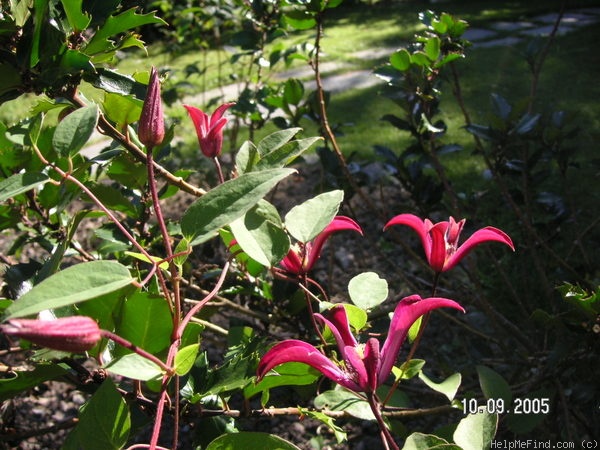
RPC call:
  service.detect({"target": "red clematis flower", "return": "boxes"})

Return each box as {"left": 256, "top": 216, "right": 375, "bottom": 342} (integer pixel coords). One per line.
{"left": 184, "top": 103, "right": 235, "bottom": 158}
{"left": 384, "top": 214, "right": 514, "bottom": 272}
{"left": 256, "top": 295, "right": 464, "bottom": 393}
{"left": 280, "top": 216, "right": 363, "bottom": 276}
{"left": 1, "top": 316, "right": 101, "bottom": 353}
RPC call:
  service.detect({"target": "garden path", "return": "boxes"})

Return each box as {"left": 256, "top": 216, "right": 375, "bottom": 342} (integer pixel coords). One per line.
{"left": 82, "top": 7, "right": 600, "bottom": 158}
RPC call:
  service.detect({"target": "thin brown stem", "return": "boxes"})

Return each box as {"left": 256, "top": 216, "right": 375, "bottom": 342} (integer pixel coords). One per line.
{"left": 367, "top": 393, "right": 400, "bottom": 450}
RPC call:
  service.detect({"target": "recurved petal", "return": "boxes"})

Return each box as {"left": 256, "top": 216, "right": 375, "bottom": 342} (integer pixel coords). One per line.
{"left": 183, "top": 105, "right": 209, "bottom": 137}
{"left": 445, "top": 226, "right": 515, "bottom": 272}
{"left": 378, "top": 295, "right": 464, "bottom": 383}
{"left": 210, "top": 102, "right": 235, "bottom": 126}
{"left": 306, "top": 216, "right": 362, "bottom": 272}
{"left": 384, "top": 214, "right": 432, "bottom": 258}
{"left": 315, "top": 305, "right": 358, "bottom": 360}
{"left": 256, "top": 340, "right": 355, "bottom": 389}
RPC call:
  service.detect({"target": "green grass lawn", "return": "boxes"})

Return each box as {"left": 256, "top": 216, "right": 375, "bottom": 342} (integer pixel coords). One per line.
{"left": 2, "top": 0, "right": 598, "bottom": 176}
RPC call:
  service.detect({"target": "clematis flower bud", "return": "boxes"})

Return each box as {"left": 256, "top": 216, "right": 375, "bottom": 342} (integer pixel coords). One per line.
{"left": 138, "top": 67, "right": 165, "bottom": 148}
{"left": 1, "top": 316, "right": 101, "bottom": 352}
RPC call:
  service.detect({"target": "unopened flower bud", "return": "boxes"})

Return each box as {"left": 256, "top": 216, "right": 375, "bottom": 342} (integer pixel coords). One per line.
{"left": 139, "top": 67, "right": 165, "bottom": 148}
{"left": 1, "top": 316, "right": 101, "bottom": 352}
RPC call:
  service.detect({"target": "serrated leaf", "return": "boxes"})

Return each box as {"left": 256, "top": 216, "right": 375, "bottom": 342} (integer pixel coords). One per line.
{"left": 348, "top": 272, "right": 388, "bottom": 310}
{"left": 453, "top": 410, "right": 498, "bottom": 450}
{"left": 284, "top": 190, "right": 344, "bottom": 243}
{"left": 0, "top": 172, "right": 50, "bottom": 203}
{"left": 52, "top": 105, "right": 99, "bottom": 157}
{"left": 181, "top": 168, "right": 294, "bottom": 246}
{"left": 60, "top": 0, "right": 91, "bottom": 31}
{"left": 84, "top": 8, "right": 166, "bottom": 56}
{"left": 419, "top": 371, "right": 461, "bottom": 402}
{"left": 206, "top": 432, "right": 301, "bottom": 450}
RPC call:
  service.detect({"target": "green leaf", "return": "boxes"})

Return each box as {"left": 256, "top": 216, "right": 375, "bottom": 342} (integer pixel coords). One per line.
{"left": 257, "top": 128, "right": 301, "bottom": 156}
{"left": 114, "top": 291, "right": 172, "bottom": 356}
{"left": 299, "top": 408, "right": 347, "bottom": 443}
{"left": 103, "top": 353, "right": 164, "bottom": 381}
{"left": 181, "top": 168, "right": 294, "bottom": 246}
{"left": 453, "top": 410, "right": 498, "bottom": 450}
{"left": 63, "top": 378, "right": 130, "bottom": 450}
{"left": 52, "top": 105, "right": 99, "bottom": 157}
{"left": 235, "top": 141, "right": 259, "bottom": 175}
{"left": 0, "top": 363, "right": 68, "bottom": 402}
{"left": 0, "top": 172, "right": 50, "bottom": 203}
{"left": 284, "top": 190, "right": 344, "bottom": 242}
{"left": 348, "top": 272, "right": 388, "bottom": 310}
{"left": 230, "top": 200, "right": 290, "bottom": 267}
{"left": 314, "top": 388, "right": 374, "bottom": 420}
{"left": 60, "top": 0, "right": 91, "bottom": 31}
{"left": 283, "top": 79, "right": 304, "bottom": 106}
{"left": 476, "top": 365, "right": 512, "bottom": 404}
{"left": 102, "top": 93, "right": 143, "bottom": 130}
{"left": 84, "top": 8, "right": 166, "bottom": 56}
{"left": 424, "top": 37, "right": 441, "bottom": 61}
{"left": 207, "top": 432, "right": 301, "bottom": 450}
{"left": 284, "top": 11, "right": 317, "bottom": 31}
{"left": 175, "top": 344, "right": 200, "bottom": 376}
{"left": 255, "top": 137, "right": 321, "bottom": 170}
{"left": 411, "top": 51, "right": 430, "bottom": 67}
{"left": 403, "top": 432, "right": 460, "bottom": 450}
{"left": 124, "top": 251, "right": 169, "bottom": 270}
{"left": 392, "top": 359, "right": 426, "bottom": 381}
{"left": 244, "top": 362, "right": 320, "bottom": 400}
{"left": 407, "top": 315, "right": 422, "bottom": 343}
{"left": 418, "top": 371, "right": 461, "bottom": 402}
{"left": 3, "top": 261, "right": 134, "bottom": 320}
{"left": 86, "top": 68, "right": 147, "bottom": 98}
{"left": 390, "top": 49, "right": 411, "bottom": 71}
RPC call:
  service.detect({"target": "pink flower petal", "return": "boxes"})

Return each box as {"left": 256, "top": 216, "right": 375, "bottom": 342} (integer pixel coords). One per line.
{"left": 445, "top": 226, "right": 515, "bottom": 272}
{"left": 384, "top": 214, "right": 432, "bottom": 259}
{"left": 305, "top": 216, "right": 363, "bottom": 272}
{"left": 256, "top": 340, "right": 359, "bottom": 391}
{"left": 428, "top": 222, "right": 448, "bottom": 272}
{"left": 315, "top": 305, "right": 358, "bottom": 361}
{"left": 378, "top": 295, "right": 464, "bottom": 383}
